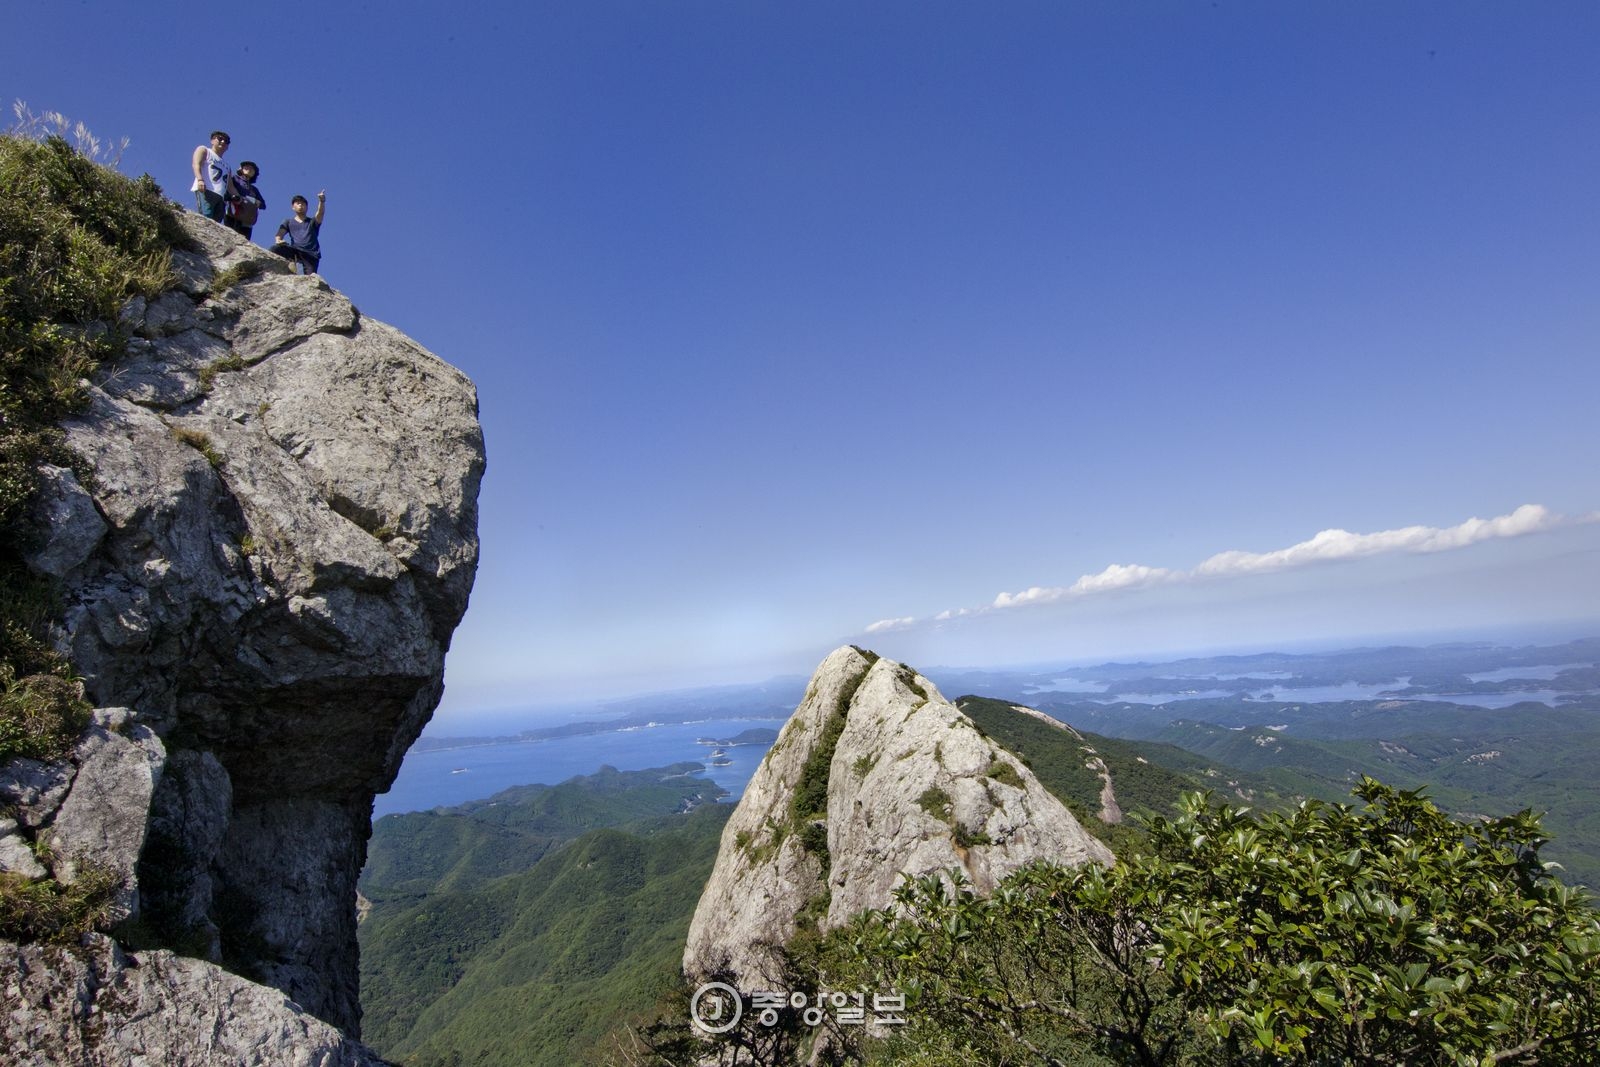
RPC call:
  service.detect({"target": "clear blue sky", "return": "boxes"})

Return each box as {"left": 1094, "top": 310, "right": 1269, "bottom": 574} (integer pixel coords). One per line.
{"left": 9, "top": 2, "right": 1599, "bottom": 724}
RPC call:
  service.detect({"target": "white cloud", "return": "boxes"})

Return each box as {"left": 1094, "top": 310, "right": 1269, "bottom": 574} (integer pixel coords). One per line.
{"left": 992, "top": 586, "right": 1064, "bottom": 608}
{"left": 990, "top": 563, "right": 1177, "bottom": 609}
{"left": 866, "top": 503, "right": 1582, "bottom": 634}
{"left": 1069, "top": 562, "right": 1176, "bottom": 595}
{"left": 1191, "top": 504, "right": 1560, "bottom": 578}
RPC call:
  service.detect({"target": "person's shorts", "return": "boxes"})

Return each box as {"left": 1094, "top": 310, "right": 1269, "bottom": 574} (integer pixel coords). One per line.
{"left": 270, "top": 244, "right": 321, "bottom": 274}
{"left": 194, "top": 189, "right": 227, "bottom": 222}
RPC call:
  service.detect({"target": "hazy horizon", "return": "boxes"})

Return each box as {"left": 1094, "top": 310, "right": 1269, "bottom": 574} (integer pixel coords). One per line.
{"left": 424, "top": 617, "right": 1600, "bottom": 737}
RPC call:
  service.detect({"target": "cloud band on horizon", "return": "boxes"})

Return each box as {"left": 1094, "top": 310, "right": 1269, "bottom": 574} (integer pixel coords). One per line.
{"left": 863, "top": 503, "right": 1582, "bottom": 635}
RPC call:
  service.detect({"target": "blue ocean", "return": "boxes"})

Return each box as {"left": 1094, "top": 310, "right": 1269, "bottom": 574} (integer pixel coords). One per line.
{"left": 372, "top": 718, "right": 788, "bottom": 819}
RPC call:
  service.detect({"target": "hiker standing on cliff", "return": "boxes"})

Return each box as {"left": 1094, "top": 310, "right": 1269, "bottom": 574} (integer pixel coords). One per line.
{"left": 190, "top": 131, "right": 233, "bottom": 223}
{"left": 272, "top": 191, "right": 325, "bottom": 274}
{"left": 225, "top": 161, "right": 267, "bottom": 241}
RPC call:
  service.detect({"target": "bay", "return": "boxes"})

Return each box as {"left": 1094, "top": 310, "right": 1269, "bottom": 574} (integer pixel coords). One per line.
{"left": 372, "top": 717, "right": 788, "bottom": 818}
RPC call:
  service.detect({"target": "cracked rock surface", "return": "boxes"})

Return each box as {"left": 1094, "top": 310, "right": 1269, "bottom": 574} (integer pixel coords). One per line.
{"left": 2, "top": 935, "right": 394, "bottom": 1066}
{"left": 6, "top": 212, "right": 484, "bottom": 1047}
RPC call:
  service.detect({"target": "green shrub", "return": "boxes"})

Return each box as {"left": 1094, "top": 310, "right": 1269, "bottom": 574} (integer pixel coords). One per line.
{"left": 796, "top": 819, "right": 829, "bottom": 861}
{"left": 917, "top": 785, "right": 953, "bottom": 820}
{"left": 0, "top": 132, "right": 182, "bottom": 518}
{"left": 985, "top": 758, "right": 1025, "bottom": 789}
{"left": 789, "top": 695, "right": 852, "bottom": 823}
{"left": 795, "top": 888, "right": 830, "bottom": 932}
{"left": 834, "top": 779, "right": 1600, "bottom": 1065}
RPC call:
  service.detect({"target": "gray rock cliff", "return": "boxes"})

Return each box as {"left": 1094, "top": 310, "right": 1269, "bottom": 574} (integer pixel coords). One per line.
{"left": 684, "top": 647, "right": 1113, "bottom": 989}
{"left": 2, "top": 212, "right": 484, "bottom": 1057}
{"left": 4, "top": 935, "right": 391, "bottom": 1067}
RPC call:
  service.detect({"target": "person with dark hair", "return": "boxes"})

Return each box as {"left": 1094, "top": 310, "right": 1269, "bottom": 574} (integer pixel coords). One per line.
{"left": 272, "top": 190, "right": 326, "bottom": 274}
{"left": 226, "top": 161, "right": 266, "bottom": 241}
{"left": 190, "top": 130, "right": 233, "bottom": 223}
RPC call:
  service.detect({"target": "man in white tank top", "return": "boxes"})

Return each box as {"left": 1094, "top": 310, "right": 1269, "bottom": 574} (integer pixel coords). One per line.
{"left": 190, "top": 130, "right": 233, "bottom": 223}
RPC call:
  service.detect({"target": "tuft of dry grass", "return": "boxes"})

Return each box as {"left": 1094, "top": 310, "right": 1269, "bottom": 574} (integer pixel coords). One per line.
{"left": 9, "top": 100, "right": 131, "bottom": 168}
{"left": 169, "top": 426, "right": 225, "bottom": 469}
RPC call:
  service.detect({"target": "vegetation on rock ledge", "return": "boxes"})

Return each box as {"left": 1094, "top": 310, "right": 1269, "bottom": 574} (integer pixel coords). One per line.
{"left": 0, "top": 132, "right": 181, "bottom": 763}
{"left": 0, "top": 863, "right": 121, "bottom": 943}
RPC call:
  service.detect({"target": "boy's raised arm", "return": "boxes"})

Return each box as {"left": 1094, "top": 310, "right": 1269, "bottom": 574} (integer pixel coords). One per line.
{"left": 313, "top": 190, "right": 326, "bottom": 224}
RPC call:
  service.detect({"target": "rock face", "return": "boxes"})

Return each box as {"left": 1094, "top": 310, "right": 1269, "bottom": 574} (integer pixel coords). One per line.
{"left": 3, "top": 935, "right": 392, "bottom": 1067}
{"left": 3, "top": 212, "right": 484, "bottom": 1050}
{"left": 684, "top": 647, "right": 1114, "bottom": 989}
{"left": 43, "top": 709, "right": 166, "bottom": 924}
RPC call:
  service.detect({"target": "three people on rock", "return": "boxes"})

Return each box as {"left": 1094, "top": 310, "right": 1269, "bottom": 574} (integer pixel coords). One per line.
{"left": 189, "top": 129, "right": 327, "bottom": 274}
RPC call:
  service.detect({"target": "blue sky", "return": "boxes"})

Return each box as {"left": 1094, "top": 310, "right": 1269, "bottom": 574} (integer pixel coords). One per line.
{"left": 8, "top": 2, "right": 1598, "bottom": 724}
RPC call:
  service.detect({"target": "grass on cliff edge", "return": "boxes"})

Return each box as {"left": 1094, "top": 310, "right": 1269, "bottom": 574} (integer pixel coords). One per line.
{"left": 0, "top": 864, "right": 121, "bottom": 943}
{"left": 0, "top": 132, "right": 184, "bottom": 764}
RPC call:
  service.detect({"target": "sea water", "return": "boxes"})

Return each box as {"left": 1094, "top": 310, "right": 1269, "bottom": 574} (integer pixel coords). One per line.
{"left": 373, "top": 718, "right": 788, "bottom": 818}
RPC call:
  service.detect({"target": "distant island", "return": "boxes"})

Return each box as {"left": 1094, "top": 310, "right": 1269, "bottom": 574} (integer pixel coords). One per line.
{"left": 412, "top": 677, "right": 805, "bottom": 752}
{"left": 694, "top": 727, "right": 780, "bottom": 747}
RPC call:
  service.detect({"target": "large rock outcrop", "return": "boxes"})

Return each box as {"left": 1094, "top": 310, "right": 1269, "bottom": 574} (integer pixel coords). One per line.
{"left": 684, "top": 647, "right": 1113, "bottom": 989}
{"left": 2, "top": 213, "right": 484, "bottom": 1051}
{"left": 4, "top": 935, "right": 391, "bottom": 1067}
